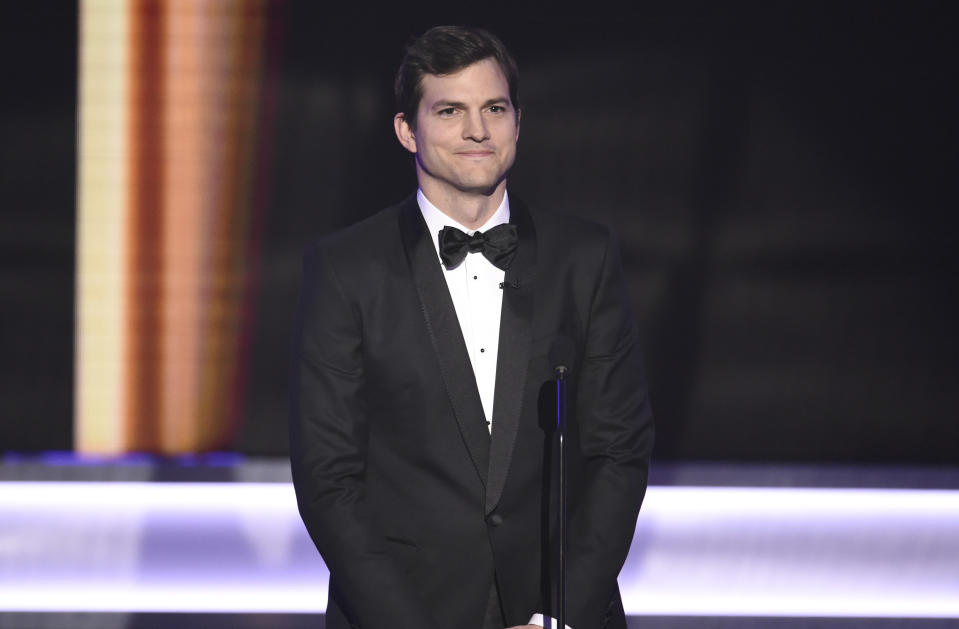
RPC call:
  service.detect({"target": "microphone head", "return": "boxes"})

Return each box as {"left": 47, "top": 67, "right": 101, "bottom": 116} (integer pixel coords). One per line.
{"left": 548, "top": 336, "right": 576, "bottom": 374}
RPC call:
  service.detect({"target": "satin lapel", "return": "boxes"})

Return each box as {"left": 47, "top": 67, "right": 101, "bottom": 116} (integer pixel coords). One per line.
{"left": 486, "top": 198, "right": 536, "bottom": 514}
{"left": 399, "top": 198, "right": 490, "bottom": 489}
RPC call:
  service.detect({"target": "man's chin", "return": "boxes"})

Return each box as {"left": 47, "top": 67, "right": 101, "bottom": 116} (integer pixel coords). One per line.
{"left": 419, "top": 168, "right": 508, "bottom": 199}
{"left": 452, "top": 175, "right": 508, "bottom": 197}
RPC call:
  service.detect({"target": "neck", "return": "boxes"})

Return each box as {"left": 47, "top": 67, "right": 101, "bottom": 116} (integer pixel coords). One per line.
{"left": 419, "top": 181, "right": 506, "bottom": 230}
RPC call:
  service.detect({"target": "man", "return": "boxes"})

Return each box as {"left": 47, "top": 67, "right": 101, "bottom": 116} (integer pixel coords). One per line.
{"left": 290, "top": 26, "right": 654, "bottom": 629}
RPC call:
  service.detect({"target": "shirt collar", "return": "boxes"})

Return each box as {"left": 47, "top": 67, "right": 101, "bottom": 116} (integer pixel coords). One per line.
{"left": 417, "top": 189, "right": 511, "bottom": 262}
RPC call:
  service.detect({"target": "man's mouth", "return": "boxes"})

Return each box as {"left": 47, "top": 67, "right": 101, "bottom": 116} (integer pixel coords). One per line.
{"left": 455, "top": 150, "right": 494, "bottom": 158}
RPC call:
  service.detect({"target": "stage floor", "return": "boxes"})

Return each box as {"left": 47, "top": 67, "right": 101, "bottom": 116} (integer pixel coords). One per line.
{"left": 2, "top": 613, "right": 959, "bottom": 629}
{"left": 2, "top": 458, "right": 957, "bottom": 628}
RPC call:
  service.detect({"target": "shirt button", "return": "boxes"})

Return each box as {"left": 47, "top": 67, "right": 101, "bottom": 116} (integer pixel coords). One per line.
{"left": 473, "top": 275, "right": 478, "bottom": 280}
{"left": 480, "top": 348, "right": 485, "bottom": 353}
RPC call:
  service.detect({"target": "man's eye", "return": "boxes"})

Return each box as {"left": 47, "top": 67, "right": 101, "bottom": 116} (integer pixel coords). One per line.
{"left": 438, "top": 107, "right": 456, "bottom": 116}
{"left": 488, "top": 105, "right": 505, "bottom": 113}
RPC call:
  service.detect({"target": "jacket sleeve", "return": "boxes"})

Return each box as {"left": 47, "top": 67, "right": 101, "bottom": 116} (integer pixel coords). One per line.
{"left": 289, "top": 244, "right": 440, "bottom": 629}
{"left": 564, "top": 231, "right": 655, "bottom": 629}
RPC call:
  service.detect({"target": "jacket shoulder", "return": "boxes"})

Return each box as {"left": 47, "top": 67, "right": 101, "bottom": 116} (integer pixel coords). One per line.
{"left": 524, "top": 202, "right": 613, "bottom": 261}
{"left": 305, "top": 199, "right": 408, "bottom": 266}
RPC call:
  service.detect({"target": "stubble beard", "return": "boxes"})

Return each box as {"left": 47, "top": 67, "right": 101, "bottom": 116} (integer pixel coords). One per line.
{"left": 418, "top": 155, "right": 512, "bottom": 199}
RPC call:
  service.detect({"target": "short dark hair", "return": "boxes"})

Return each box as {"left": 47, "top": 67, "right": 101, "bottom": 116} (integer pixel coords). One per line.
{"left": 394, "top": 25, "right": 520, "bottom": 130}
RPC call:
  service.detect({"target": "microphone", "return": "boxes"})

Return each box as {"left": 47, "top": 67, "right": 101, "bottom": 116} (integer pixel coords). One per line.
{"left": 547, "top": 334, "right": 575, "bottom": 629}
{"left": 548, "top": 336, "right": 575, "bottom": 379}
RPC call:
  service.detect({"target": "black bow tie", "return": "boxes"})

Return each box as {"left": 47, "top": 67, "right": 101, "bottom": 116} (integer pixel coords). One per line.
{"left": 438, "top": 224, "right": 518, "bottom": 271}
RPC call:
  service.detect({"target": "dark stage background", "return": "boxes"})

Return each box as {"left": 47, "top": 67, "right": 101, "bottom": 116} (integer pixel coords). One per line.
{"left": 2, "top": 2, "right": 957, "bottom": 463}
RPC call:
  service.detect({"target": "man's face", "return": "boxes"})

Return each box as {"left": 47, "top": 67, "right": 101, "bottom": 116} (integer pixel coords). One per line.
{"left": 395, "top": 58, "right": 520, "bottom": 201}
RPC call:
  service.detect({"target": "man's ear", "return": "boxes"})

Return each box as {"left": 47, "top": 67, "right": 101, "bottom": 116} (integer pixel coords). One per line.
{"left": 394, "top": 113, "right": 417, "bottom": 153}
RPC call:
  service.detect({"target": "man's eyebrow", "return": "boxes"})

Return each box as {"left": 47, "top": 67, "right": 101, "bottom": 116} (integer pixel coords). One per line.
{"left": 431, "top": 100, "right": 467, "bottom": 110}
{"left": 430, "top": 97, "right": 510, "bottom": 110}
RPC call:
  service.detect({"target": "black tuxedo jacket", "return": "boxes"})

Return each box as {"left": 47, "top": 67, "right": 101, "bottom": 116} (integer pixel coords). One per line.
{"left": 290, "top": 194, "right": 654, "bottom": 629}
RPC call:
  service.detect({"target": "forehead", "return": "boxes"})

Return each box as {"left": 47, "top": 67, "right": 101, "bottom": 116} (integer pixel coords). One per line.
{"left": 418, "top": 58, "right": 510, "bottom": 108}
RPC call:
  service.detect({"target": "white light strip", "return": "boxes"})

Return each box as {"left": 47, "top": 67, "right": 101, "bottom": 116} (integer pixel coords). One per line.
{"left": 1, "top": 483, "right": 957, "bottom": 617}
{"left": 622, "top": 486, "right": 959, "bottom": 617}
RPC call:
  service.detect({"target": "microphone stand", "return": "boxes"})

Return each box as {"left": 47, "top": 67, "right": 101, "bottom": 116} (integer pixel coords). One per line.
{"left": 554, "top": 363, "right": 568, "bottom": 629}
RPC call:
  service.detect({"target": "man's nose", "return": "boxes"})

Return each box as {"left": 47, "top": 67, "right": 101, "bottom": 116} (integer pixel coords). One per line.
{"left": 462, "top": 110, "right": 489, "bottom": 141}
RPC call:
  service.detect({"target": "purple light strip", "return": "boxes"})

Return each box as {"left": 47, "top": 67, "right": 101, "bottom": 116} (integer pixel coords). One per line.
{"left": 620, "top": 486, "right": 959, "bottom": 617}
{"left": 1, "top": 483, "right": 957, "bottom": 616}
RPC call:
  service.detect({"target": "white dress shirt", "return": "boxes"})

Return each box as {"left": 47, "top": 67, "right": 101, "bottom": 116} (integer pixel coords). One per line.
{"left": 418, "top": 189, "right": 507, "bottom": 433}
